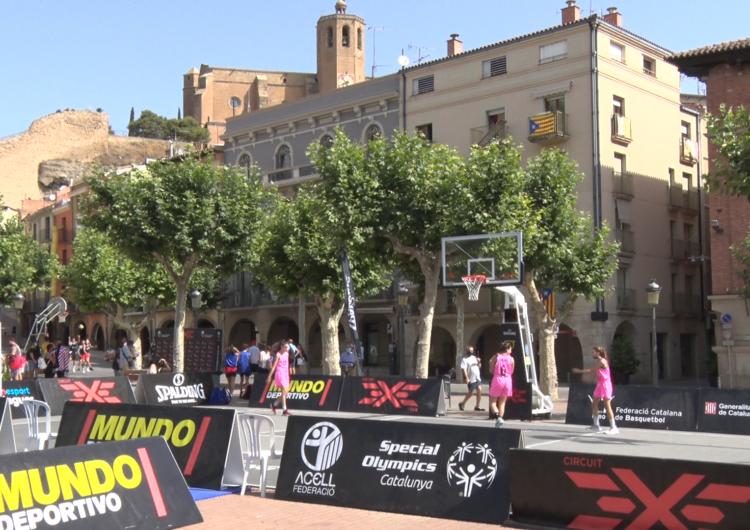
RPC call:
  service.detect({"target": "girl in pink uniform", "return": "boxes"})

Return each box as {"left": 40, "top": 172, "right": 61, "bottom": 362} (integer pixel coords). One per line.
{"left": 489, "top": 342, "right": 515, "bottom": 427}
{"left": 268, "top": 341, "right": 292, "bottom": 416}
{"left": 573, "top": 347, "right": 618, "bottom": 434}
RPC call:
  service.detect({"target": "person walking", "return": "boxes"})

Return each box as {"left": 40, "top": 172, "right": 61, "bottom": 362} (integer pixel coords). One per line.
{"left": 8, "top": 339, "right": 26, "bottom": 381}
{"left": 572, "top": 347, "right": 618, "bottom": 435}
{"left": 294, "top": 346, "right": 309, "bottom": 375}
{"left": 458, "top": 346, "right": 485, "bottom": 412}
{"left": 489, "top": 342, "right": 514, "bottom": 427}
{"left": 225, "top": 345, "right": 240, "bottom": 395}
{"left": 54, "top": 340, "right": 70, "bottom": 378}
{"left": 80, "top": 338, "right": 93, "bottom": 373}
{"left": 268, "top": 341, "right": 291, "bottom": 416}
{"left": 238, "top": 343, "right": 252, "bottom": 393}
{"left": 43, "top": 345, "right": 56, "bottom": 379}
{"left": 69, "top": 336, "right": 81, "bottom": 373}
{"left": 248, "top": 340, "right": 261, "bottom": 373}
{"left": 339, "top": 345, "right": 357, "bottom": 376}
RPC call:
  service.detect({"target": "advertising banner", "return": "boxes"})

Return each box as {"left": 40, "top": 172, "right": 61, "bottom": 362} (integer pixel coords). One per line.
{"left": 698, "top": 387, "right": 750, "bottom": 436}
{"left": 134, "top": 372, "right": 215, "bottom": 406}
{"left": 565, "top": 384, "right": 699, "bottom": 432}
{"left": 501, "top": 381, "right": 533, "bottom": 421}
{"left": 510, "top": 449, "right": 750, "bottom": 530}
{"left": 338, "top": 376, "right": 446, "bottom": 416}
{"left": 3, "top": 380, "right": 44, "bottom": 419}
{"left": 56, "top": 401, "right": 237, "bottom": 490}
{"left": 151, "top": 328, "right": 222, "bottom": 372}
{"left": 249, "top": 375, "right": 343, "bottom": 411}
{"left": 276, "top": 415, "right": 523, "bottom": 524}
{"left": 38, "top": 377, "right": 136, "bottom": 416}
{"left": 0, "top": 436, "right": 202, "bottom": 529}
{"left": 0, "top": 399, "right": 16, "bottom": 454}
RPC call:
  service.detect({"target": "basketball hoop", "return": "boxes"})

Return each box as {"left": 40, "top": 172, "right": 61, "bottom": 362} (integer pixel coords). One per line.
{"left": 462, "top": 275, "right": 486, "bottom": 301}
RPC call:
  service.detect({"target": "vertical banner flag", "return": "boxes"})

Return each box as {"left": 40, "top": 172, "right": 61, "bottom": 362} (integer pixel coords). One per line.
{"left": 340, "top": 248, "right": 363, "bottom": 374}
{"left": 542, "top": 288, "right": 555, "bottom": 318}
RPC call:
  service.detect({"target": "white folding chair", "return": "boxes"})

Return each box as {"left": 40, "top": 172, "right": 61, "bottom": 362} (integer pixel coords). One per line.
{"left": 22, "top": 400, "right": 57, "bottom": 451}
{"left": 237, "top": 413, "right": 282, "bottom": 497}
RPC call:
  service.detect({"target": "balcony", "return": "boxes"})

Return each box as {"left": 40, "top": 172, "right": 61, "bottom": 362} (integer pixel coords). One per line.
{"left": 471, "top": 120, "right": 507, "bottom": 147}
{"left": 58, "top": 228, "right": 70, "bottom": 243}
{"left": 680, "top": 137, "right": 698, "bottom": 166}
{"left": 612, "top": 171, "right": 634, "bottom": 198}
{"left": 528, "top": 112, "right": 568, "bottom": 144}
{"left": 615, "top": 229, "right": 635, "bottom": 255}
{"left": 616, "top": 288, "right": 636, "bottom": 311}
{"left": 668, "top": 185, "right": 699, "bottom": 214}
{"left": 39, "top": 229, "right": 51, "bottom": 242}
{"left": 265, "top": 164, "right": 318, "bottom": 186}
{"left": 670, "top": 239, "right": 701, "bottom": 262}
{"left": 611, "top": 115, "right": 633, "bottom": 144}
{"left": 672, "top": 293, "right": 701, "bottom": 317}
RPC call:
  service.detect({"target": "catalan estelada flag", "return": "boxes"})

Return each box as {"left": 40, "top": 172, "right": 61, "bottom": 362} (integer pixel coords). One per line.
{"left": 529, "top": 112, "right": 556, "bottom": 137}
{"left": 542, "top": 288, "right": 555, "bottom": 318}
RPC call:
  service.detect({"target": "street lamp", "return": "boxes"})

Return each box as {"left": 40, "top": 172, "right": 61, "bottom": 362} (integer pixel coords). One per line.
{"left": 646, "top": 279, "right": 662, "bottom": 386}
{"left": 397, "top": 284, "right": 409, "bottom": 377}
{"left": 12, "top": 293, "right": 24, "bottom": 340}
{"left": 190, "top": 290, "right": 202, "bottom": 328}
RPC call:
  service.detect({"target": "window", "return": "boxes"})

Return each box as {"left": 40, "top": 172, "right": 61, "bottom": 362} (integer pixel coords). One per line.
{"left": 32, "top": 224, "right": 37, "bottom": 241}
{"left": 365, "top": 124, "right": 382, "bottom": 143}
{"left": 540, "top": 40, "right": 568, "bottom": 64}
{"left": 342, "top": 26, "right": 350, "bottom": 47}
{"left": 275, "top": 145, "right": 291, "bottom": 169}
{"left": 642, "top": 55, "right": 656, "bottom": 76}
{"left": 487, "top": 109, "right": 506, "bottom": 127}
{"left": 683, "top": 172, "right": 693, "bottom": 190}
{"left": 416, "top": 124, "right": 433, "bottom": 142}
{"left": 610, "top": 42, "right": 625, "bottom": 63}
{"left": 669, "top": 168, "right": 676, "bottom": 185}
{"left": 482, "top": 56, "right": 507, "bottom": 78}
{"left": 320, "top": 134, "right": 334, "bottom": 148}
{"left": 412, "top": 75, "right": 434, "bottom": 95}
{"left": 684, "top": 223, "right": 694, "bottom": 244}
{"left": 327, "top": 27, "right": 333, "bottom": 48}
{"left": 62, "top": 249, "right": 67, "bottom": 265}
{"left": 545, "top": 95, "right": 565, "bottom": 114}
{"left": 681, "top": 121, "right": 691, "bottom": 140}
{"left": 228, "top": 97, "right": 242, "bottom": 110}
{"left": 238, "top": 154, "right": 252, "bottom": 178}
{"left": 357, "top": 28, "right": 362, "bottom": 50}
{"left": 614, "top": 153, "right": 626, "bottom": 174}
{"left": 613, "top": 96, "right": 624, "bottom": 116}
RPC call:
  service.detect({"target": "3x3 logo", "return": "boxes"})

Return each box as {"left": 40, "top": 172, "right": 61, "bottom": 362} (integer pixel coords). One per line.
{"left": 58, "top": 380, "right": 122, "bottom": 404}
{"left": 359, "top": 381, "right": 421, "bottom": 409}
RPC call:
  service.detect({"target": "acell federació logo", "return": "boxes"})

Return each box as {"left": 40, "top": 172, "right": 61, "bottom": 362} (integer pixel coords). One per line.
{"left": 359, "top": 380, "right": 420, "bottom": 409}
{"left": 564, "top": 458, "right": 750, "bottom": 529}
{"left": 59, "top": 380, "right": 122, "bottom": 404}
{"left": 294, "top": 422, "right": 342, "bottom": 496}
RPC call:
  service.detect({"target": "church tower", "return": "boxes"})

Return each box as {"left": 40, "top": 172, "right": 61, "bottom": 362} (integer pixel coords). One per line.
{"left": 316, "top": 0, "right": 366, "bottom": 94}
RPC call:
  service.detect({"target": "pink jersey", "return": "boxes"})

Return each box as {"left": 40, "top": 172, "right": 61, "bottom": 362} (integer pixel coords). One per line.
{"left": 490, "top": 354, "right": 513, "bottom": 398}
{"left": 594, "top": 361, "right": 613, "bottom": 400}
{"left": 274, "top": 352, "right": 291, "bottom": 389}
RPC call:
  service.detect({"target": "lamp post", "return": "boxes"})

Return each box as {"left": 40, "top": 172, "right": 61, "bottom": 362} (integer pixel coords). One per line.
{"left": 190, "top": 290, "right": 202, "bottom": 328}
{"left": 12, "top": 293, "right": 24, "bottom": 340}
{"left": 397, "top": 284, "right": 409, "bottom": 377}
{"left": 646, "top": 279, "right": 662, "bottom": 386}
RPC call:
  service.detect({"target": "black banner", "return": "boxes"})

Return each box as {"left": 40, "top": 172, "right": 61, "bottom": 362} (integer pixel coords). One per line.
{"left": 151, "top": 328, "right": 222, "bottom": 372}
{"left": 338, "top": 376, "right": 445, "bottom": 416}
{"left": 698, "top": 388, "right": 750, "bottom": 436}
{"left": 340, "top": 248, "right": 363, "bottom": 373}
{"left": 501, "top": 322, "right": 529, "bottom": 387}
{"left": 56, "top": 401, "right": 237, "bottom": 490}
{"left": 134, "top": 372, "right": 215, "bottom": 406}
{"left": 511, "top": 449, "right": 750, "bottom": 530}
{"left": 3, "top": 380, "right": 44, "bottom": 419}
{"left": 249, "top": 375, "right": 343, "bottom": 411}
{"left": 0, "top": 436, "right": 202, "bottom": 529}
{"left": 277, "top": 415, "right": 523, "bottom": 524}
{"left": 565, "top": 384, "right": 699, "bottom": 432}
{"left": 502, "top": 381, "right": 533, "bottom": 421}
{"left": 38, "top": 377, "right": 136, "bottom": 416}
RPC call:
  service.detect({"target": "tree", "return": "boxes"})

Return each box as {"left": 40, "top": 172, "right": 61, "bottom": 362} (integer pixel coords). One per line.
{"left": 127, "top": 111, "right": 210, "bottom": 143}
{"left": 178, "top": 108, "right": 181, "bottom": 120}
{"left": 312, "top": 131, "right": 529, "bottom": 378}
{"left": 129, "top": 107, "right": 135, "bottom": 123}
{"left": 521, "top": 149, "right": 618, "bottom": 399}
{"left": 0, "top": 202, "right": 57, "bottom": 308}
{"left": 128, "top": 110, "right": 165, "bottom": 139}
{"left": 706, "top": 104, "right": 750, "bottom": 197}
{"left": 252, "top": 187, "right": 393, "bottom": 374}
{"left": 84, "top": 154, "right": 272, "bottom": 371}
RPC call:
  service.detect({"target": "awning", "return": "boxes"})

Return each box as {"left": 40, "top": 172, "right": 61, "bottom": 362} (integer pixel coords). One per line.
{"left": 532, "top": 80, "right": 573, "bottom": 99}
{"left": 616, "top": 198, "right": 632, "bottom": 225}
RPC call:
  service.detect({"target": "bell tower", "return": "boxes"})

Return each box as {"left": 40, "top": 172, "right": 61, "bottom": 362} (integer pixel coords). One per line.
{"left": 316, "top": 0, "right": 366, "bottom": 94}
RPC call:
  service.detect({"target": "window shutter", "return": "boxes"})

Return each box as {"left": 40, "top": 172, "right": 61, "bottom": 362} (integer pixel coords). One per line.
{"left": 412, "top": 78, "right": 419, "bottom": 95}
{"left": 540, "top": 41, "right": 568, "bottom": 63}
{"left": 414, "top": 75, "right": 434, "bottom": 95}
{"left": 482, "top": 57, "right": 507, "bottom": 78}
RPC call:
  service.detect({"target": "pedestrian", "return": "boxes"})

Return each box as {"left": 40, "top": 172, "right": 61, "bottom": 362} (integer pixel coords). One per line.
{"left": 43, "top": 345, "right": 56, "bottom": 379}
{"left": 287, "top": 339, "right": 298, "bottom": 375}
{"left": 148, "top": 357, "right": 171, "bottom": 374}
{"left": 254, "top": 343, "right": 271, "bottom": 385}
{"left": 248, "top": 340, "right": 261, "bottom": 373}
{"left": 118, "top": 339, "right": 133, "bottom": 373}
{"left": 339, "top": 344, "right": 357, "bottom": 376}
{"left": 572, "top": 347, "right": 618, "bottom": 435}
{"left": 458, "top": 346, "right": 485, "bottom": 412}
{"left": 268, "top": 341, "right": 291, "bottom": 416}
{"left": 489, "top": 342, "right": 514, "bottom": 427}
{"left": 25, "top": 340, "right": 41, "bottom": 379}
{"left": 104, "top": 347, "right": 120, "bottom": 376}
{"left": 8, "top": 339, "right": 26, "bottom": 381}
{"left": 127, "top": 340, "right": 139, "bottom": 369}
{"left": 54, "top": 340, "right": 70, "bottom": 378}
{"left": 70, "top": 336, "right": 82, "bottom": 372}
{"left": 225, "top": 345, "right": 239, "bottom": 395}
{"left": 295, "top": 346, "right": 309, "bottom": 375}
{"left": 238, "top": 344, "right": 252, "bottom": 392}
{"left": 80, "top": 337, "right": 93, "bottom": 372}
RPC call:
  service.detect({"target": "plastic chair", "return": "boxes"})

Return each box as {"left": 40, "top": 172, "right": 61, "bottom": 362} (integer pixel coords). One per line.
{"left": 22, "top": 400, "right": 57, "bottom": 451}
{"left": 237, "top": 413, "right": 282, "bottom": 497}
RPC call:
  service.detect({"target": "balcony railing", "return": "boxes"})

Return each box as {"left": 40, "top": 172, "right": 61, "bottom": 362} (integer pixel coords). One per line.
{"left": 680, "top": 137, "right": 698, "bottom": 166}
{"left": 670, "top": 239, "right": 701, "bottom": 261}
{"left": 528, "top": 112, "right": 568, "bottom": 144}
{"left": 611, "top": 114, "right": 633, "bottom": 143}
{"left": 471, "top": 119, "right": 507, "bottom": 147}
{"left": 265, "top": 164, "right": 318, "bottom": 185}
{"left": 672, "top": 293, "right": 701, "bottom": 316}
{"left": 58, "top": 228, "right": 70, "bottom": 243}
{"left": 668, "top": 185, "right": 699, "bottom": 213}
{"left": 616, "top": 288, "right": 636, "bottom": 311}
{"left": 615, "top": 229, "right": 635, "bottom": 254}
{"left": 612, "top": 171, "right": 634, "bottom": 198}
{"left": 39, "top": 229, "right": 51, "bottom": 242}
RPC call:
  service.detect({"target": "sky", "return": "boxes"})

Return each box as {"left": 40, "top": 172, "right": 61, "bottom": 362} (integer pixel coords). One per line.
{"left": 1, "top": 0, "right": 748, "bottom": 138}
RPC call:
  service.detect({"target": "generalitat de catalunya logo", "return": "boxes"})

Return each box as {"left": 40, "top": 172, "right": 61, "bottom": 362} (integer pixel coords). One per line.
{"left": 301, "top": 422, "right": 343, "bottom": 472}
{"left": 446, "top": 442, "right": 498, "bottom": 498}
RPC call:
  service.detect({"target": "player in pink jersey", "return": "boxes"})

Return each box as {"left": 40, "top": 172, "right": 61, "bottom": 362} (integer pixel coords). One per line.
{"left": 572, "top": 346, "right": 618, "bottom": 434}
{"left": 489, "top": 342, "right": 515, "bottom": 427}
{"left": 268, "top": 341, "right": 292, "bottom": 416}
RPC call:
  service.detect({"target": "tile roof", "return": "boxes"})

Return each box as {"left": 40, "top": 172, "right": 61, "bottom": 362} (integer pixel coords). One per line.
{"left": 668, "top": 38, "right": 750, "bottom": 61}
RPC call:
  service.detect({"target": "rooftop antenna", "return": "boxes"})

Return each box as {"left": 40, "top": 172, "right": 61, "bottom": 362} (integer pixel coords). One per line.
{"left": 368, "top": 26, "right": 395, "bottom": 78}
{"left": 408, "top": 43, "right": 436, "bottom": 64}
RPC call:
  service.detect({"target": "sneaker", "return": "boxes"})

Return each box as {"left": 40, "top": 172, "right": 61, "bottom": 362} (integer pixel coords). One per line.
{"left": 474, "top": 407, "right": 485, "bottom": 412}
{"left": 271, "top": 402, "right": 277, "bottom": 415}
{"left": 283, "top": 410, "right": 292, "bottom": 416}
{"left": 587, "top": 425, "right": 602, "bottom": 432}
{"left": 495, "top": 418, "right": 504, "bottom": 428}
{"left": 605, "top": 428, "right": 619, "bottom": 435}
{"left": 458, "top": 403, "right": 464, "bottom": 411}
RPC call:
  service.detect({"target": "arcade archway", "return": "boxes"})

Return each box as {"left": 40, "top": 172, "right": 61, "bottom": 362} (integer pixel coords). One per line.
{"left": 91, "top": 323, "right": 105, "bottom": 350}
{"left": 229, "top": 319, "right": 256, "bottom": 348}
{"left": 429, "top": 326, "right": 455, "bottom": 376}
{"left": 555, "top": 324, "right": 583, "bottom": 385}
{"left": 268, "top": 317, "right": 299, "bottom": 346}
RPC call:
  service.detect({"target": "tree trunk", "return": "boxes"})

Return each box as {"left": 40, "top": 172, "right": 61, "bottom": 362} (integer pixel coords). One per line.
{"left": 415, "top": 266, "right": 440, "bottom": 379}
{"left": 524, "top": 270, "right": 559, "bottom": 400}
{"left": 455, "top": 291, "right": 466, "bottom": 382}
{"left": 173, "top": 279, "right": 189, "bottom": 373}
{"left": 298, "top": 291, "right": 307, "bottom": 350}
{"left": 108, "top": 305, "right": 149, "bottom": 370}
{"left": 316, "top": 294, "right": 344, "bottom": 375}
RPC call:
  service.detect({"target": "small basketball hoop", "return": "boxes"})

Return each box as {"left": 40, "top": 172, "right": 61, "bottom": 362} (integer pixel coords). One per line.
{"left": 462, "top": 275, "right": 486, "bottom": 301}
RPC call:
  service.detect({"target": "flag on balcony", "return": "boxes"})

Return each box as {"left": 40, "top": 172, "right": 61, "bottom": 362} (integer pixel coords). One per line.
{"left": 529, "top": 112, "right": 555, "bottom": 137}
{"left": 541, "top": 288, "right": 555, "bottom": 318}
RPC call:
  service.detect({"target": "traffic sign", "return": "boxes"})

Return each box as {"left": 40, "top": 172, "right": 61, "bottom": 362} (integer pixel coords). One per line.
{"left": 723, "top": 340, "right": 735, "bottom": 347}
{"left": 722, "top": 329, "right": 734, "bottom": 341}
{"left": 722, "top": 313, "right": 733, "bottom": 324}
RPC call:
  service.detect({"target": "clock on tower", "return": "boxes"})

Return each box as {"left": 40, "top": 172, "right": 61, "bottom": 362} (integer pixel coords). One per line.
{"left": 337, "top": 73, "right": 355, "bottom": 88}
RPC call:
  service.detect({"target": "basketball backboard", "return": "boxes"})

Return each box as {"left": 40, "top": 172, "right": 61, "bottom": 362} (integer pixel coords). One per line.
{"left": 441, "top": 232, "right": 523, "bottom": 287}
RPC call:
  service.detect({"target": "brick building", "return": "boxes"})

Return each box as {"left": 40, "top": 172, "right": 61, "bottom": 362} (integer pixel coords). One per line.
{"left": 669, "top": 38, "right": 750, "bottom": 387}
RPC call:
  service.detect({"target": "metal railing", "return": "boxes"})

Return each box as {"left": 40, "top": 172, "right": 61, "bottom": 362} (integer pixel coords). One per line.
{"left": 612, "top": 171, "right": 634, "bottom": 197}
{"left": 671, "top": 239, "right": 701, "bottom": 261}
{"left": 611, "top": 114, "right": 632, "bottom": 142}
{"left": 616, "top": 288, "right": 636, "bottom": 311}
{"left": 58, "top": 228, "right": 70, "bottom": 243}
{"left": 39, "top": 229, "right": 52, "bottom": 242}
{"left": 528, "top": 112, "right": 568, "bottom": 143}
{"left": 672, "top": 293, "right": 701, "bottom": 316}
{"left": 265, "top": 164, "right": 318, "bottom": 185}
{"left": 615, "top": 229, "right": 635, "bottom": 254}
{"left": 471, "top": 120, "right": 508, "bottom": 147}
{"left": 668, "top": 186, "right": 699, "bottom": 212}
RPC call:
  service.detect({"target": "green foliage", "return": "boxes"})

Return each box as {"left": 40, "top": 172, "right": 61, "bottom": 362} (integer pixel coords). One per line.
{"left": 0, "top": 203, "right": 57, "bottom": 306}
{"left": 706, "top": 104, "right": 750, "bottom": 198}
{"left": 610, "top": 335, "right": 640, "bottom": 376}
{"left": 127, "top": 110, "right": 210, "bottom": 143}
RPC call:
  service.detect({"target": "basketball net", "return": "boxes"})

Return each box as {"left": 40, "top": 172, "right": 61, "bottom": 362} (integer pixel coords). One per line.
{"left": 461, "top": 275, "right": 486, "bottom": 301}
